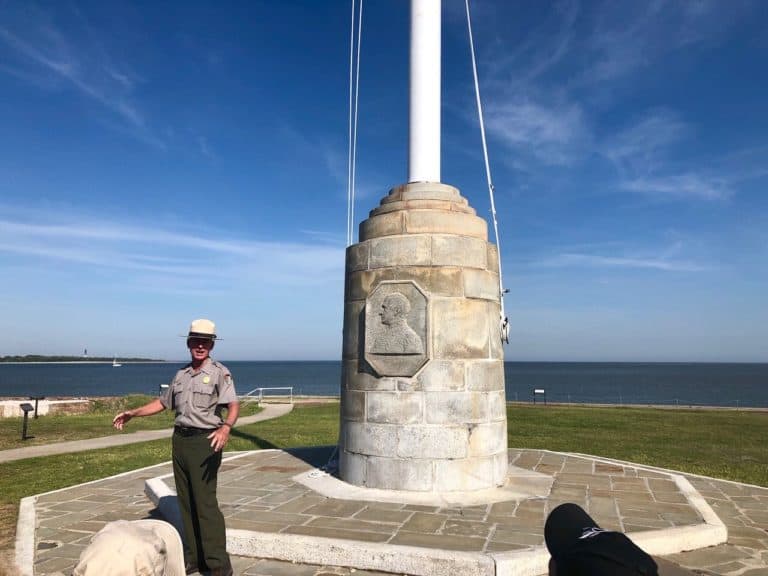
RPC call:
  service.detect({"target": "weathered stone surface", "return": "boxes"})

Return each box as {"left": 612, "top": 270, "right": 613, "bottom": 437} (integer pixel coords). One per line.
{"left": 431, "top": 235, "right": 488, "bottom": 268}
{"left": 463, "top": 268, "right": 501, "bottom": 301}
{"left": 366, "top": 391, "right": 423, "bottom": 425}
{"left": 488, "top": 390, "right": 507, "bottom": 421}
{"left": 346, "top": 243, "right": 369, "bottom": 273}
{"left": 405, "top": 210, "right": 487, "bottom": 239}
{"left": 346, "top": 268, "right": 398, "bottom": 302}
{"left": 493, "top": 451, "right": 509, "bottom": 485}
{"left": 466, "top": 360, "right": 504, "bottom": 391}
{"left": 344, "top": 422, "right": 398, "bottom": 457}
{"left": 371, "top": 198, "right": 475, "bottom": 216}
{"left": 434, "top": 456, "right": 495, "bottom": 491}
{"left": 487, "top": 243, "right": 499, "bottom": 274}
{"left": 416, "top": 360, "right": 466, "bottom": 391}
{"left": 468, "top": 422, "right": 508, "bottom": 456}
{"left": 424, "top": 392, "right": 490, "bottom": 425}
{"left": 432, "top": 299, "right": 491, "bottom": 359}
{"left": 381, "top": 181, "right": 466, "bottom": 204}
{"left": 341, "top": 390, "right": 365, "bottom": 421}
{"left": 370, "top": 235, "right": 431, "bottom": 269}
{"left": 397, "top": 425, "right": 468, "bottom": 459}
{"left": 393, "top": 266, "right": 464, "bottom": 297}
{"left": 342, "top": 301, "right": 365, "bottom": 360}
{"left": 365, "top": 456, "right": 434, "bottom": 490}
{"left": 344, "top": 361, "right": 397, "bottom": 391}
{"left": 360, "top": 211, "right": 405, "bottom": 241}
{"left": 338, "top": 450, "right": 365, "bottom": 485}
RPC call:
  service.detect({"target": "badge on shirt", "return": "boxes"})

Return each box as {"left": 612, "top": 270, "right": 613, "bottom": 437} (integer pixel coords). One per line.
{"left": 203, "top": 376, "right": 210, "bottom": 384}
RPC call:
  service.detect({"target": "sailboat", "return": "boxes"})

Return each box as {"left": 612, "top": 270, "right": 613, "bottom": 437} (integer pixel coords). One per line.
{"left": 112, "top": 357, "right": 122, "bottom": 367}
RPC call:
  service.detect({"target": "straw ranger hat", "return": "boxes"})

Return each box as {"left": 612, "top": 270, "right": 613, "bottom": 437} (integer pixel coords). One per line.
{"left": 185, "top": 318, "right": 217, "bottom": 340}
{"left": 73, "top": 519, "right": 185, "bottom": 576}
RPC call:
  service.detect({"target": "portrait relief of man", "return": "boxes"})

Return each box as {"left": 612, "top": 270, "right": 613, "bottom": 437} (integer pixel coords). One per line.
{"left": 371, "top": 292, "right": 424, "bottom": 355}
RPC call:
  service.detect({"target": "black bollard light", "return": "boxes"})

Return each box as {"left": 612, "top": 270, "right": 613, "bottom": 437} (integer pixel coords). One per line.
{"left": 19, "top": 403, "right": 34, "bottom": 440}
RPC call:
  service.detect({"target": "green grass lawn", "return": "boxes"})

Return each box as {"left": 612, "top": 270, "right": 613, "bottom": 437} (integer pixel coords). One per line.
{"left": 0, "top": 395, "right": 263, "bottom": 450}
{"left": 0, "top": 402, "right": 766, "bottom": 554}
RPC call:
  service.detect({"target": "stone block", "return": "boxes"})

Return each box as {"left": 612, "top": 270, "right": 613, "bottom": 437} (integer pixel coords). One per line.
{"left": 468, "top": 422, "right": 507, "bottom": 456}
{"left": 431, "top": 299, "right": 490, "bottom": 359}
{"left": 396, "top": 377, "right": 422, "bottom": 392}
{"left": 346, "top": 268, "right": 398, "bottom": 301}
{"left": 434, "top": 457, "right": 495, "bottom": 491}
{"left": 404, "top": 210, "right": 487, "bottom": 239}
{"left": 366, "top": 392, "right": 423, "bottom": 425}
{"left": 360, "top": 211, "right": 404, "bottom": 241}
{"left": 424, "top": 391, "right": 490, "bottom": 424}
{"left": 397, "top": 425, "right": 468, "bottom": 459}
{"left": 341, "top": 390, "right": 365, "bottom": 421}
{"left": 393, "top": 266, "right": 464, "bottom": 297}
{"left": 341, "top": 301, "right": 365, "bottom": 360}
{"left": 371, "top": 199, "right": 474, "bottom": 216}
{"left": 416, "top": 360, "right": 466, "bottom": 391}
{"left": 463, "top": 269, "right": 501, "bottom": 301}
{"left": 487, "top": 243, "right": 499, "bottom": 274}
{"left": 343, "top": 360, "right": 397, "bottom": 391}
{"left": 488, "top": 390, "right": 507, "bottom": 421}
{"left": 466, "top": 360, "right": 504, "bottom": 391}
{"left": 431, "top": 235, "right": 488, "bottom": 268}
{"left": 369, "top": 235, "right": 431, "bottom": 269}
{"left": 366, "top": 456, "right": 434, "bottom": 490}
{"left": 346, "top": 243, "right": 369, "bottom": 273}
{"left": 384, "top": 181, "right": 464, "bottom": 204}
{"left": 493, "top": 451, "right": 509, "bottom": 485}
{"left": 339, "top": 450, "right": 366, "bottom": 486}
{"left": 344, "top": 422, "right": 398, "bottom": 457}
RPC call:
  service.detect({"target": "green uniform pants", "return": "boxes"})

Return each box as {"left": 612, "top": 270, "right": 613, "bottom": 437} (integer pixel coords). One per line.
{"left": 172, "top": 431, "right": 229, "bottom": 570}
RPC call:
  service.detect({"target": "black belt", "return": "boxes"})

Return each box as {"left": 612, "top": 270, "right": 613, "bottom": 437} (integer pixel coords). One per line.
{"left": 174, "top": 425, "right": 215, "bottom": 437}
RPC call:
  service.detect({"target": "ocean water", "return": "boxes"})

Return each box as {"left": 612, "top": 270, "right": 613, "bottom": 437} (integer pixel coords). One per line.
{"left": 0, "top": 361, "right": 766, "bottom": 408}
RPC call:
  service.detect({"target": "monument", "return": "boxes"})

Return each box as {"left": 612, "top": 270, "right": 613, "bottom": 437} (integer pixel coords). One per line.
{"left": 339, "top": 0, "right": 508, "bottom": 492}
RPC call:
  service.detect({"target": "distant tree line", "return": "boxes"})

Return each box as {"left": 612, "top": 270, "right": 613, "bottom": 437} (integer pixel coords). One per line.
{"left": 0, "top": 355, "right": 160, "bottom": 362}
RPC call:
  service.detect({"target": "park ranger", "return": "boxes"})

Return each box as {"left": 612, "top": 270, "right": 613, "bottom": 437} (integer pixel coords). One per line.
{"left": 113, "top": 319, "right": 239, "bottom": 576}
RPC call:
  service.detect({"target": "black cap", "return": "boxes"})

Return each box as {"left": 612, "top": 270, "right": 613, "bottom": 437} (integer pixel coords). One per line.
{"left": 545, "top": 503, "right": 601, "bottom": 557}
{"left": 545, "top": 503, "right": 660, "bottom": 576}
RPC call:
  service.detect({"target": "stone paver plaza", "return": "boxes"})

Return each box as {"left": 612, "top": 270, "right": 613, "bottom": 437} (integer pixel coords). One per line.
{"left": 22, "top": 446, "right": 768, "bottom": 576}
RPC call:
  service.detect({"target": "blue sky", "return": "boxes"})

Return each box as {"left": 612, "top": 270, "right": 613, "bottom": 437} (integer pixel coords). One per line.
{"left": 1, "top": 1, "right": 766, "bottom": 362}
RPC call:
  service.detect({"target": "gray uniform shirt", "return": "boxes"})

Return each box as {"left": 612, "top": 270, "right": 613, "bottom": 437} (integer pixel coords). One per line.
{"left": 160, "top": 359, "right": 237, "bottom": 429}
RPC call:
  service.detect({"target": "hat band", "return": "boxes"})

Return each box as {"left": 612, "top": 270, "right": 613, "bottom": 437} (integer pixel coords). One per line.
{"left": 187, "top": 332, "right": 216, "bottom": 340}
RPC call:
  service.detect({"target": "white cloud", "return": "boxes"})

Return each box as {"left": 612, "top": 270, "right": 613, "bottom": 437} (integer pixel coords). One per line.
{"left": 603, "top": 109, "right": 688, "bottom": 171}
{"left": 536, "top": 252, "right": 709, "bottom": 272}
{"left": 622, "top": 173, "right": 732, "bottom": 200}
{"left": 486, "top": 97, "right": 589, "bottom": 166}
{"left": 0, "top": 214, "right": 345, "bottom": 292}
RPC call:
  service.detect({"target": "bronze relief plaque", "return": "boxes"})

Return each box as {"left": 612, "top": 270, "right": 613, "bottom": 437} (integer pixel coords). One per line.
{"left": 364, "top": 281, "right": 429, "bottom": 377}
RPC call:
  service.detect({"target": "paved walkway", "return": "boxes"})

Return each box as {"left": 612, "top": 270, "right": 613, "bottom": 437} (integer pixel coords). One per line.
{"left": 9, "top": 404, "right": 768, "bottom": 576}
{"left": 0, "top": 404, "right": 293, "bottom": 463}
{"left": 17, "top": 447, "right": 768, "bottom": 576}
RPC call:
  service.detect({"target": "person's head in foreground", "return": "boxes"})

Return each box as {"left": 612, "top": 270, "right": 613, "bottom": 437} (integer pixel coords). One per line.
{"left": 73, "top": 519, "right": 185, "bottom": 576}
{"left": 545, "top": 503, "right": 697, "bottom": 575}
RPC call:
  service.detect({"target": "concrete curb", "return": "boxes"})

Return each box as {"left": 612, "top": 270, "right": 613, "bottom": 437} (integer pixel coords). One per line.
{"left": 15, "top": 497, "right": 35, "bottom": 576}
